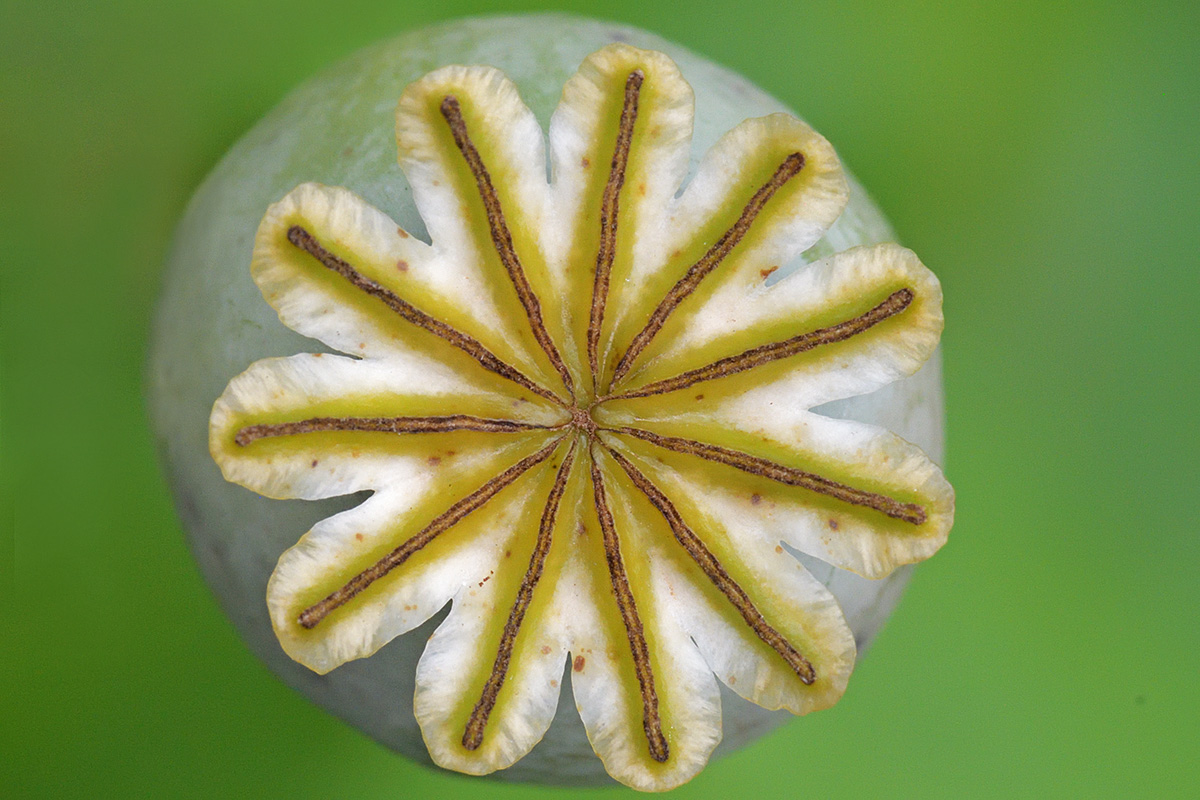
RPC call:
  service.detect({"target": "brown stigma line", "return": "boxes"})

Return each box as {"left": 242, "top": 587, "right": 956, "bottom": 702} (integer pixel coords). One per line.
{"left": 590, "top": 449, "right": 669, "bottom": 763}
{"left": 606, "top": 447, "right": 816, "bottom": 684}
{"left": 613, "top": 427, "right": 927, "bottom": 525}
{"left": 286, "top": 225, "right": 561, "bottom": 405}
{"left": 235, "top": 414, "right": 551, "bottom": 447}
{"left": 297, "top": 437, "right": 564, "bottom": 630}
{"left": 609, "top": 151, "right": 806, "bottom": 387}
{"left": 588, "top": 70, "right": 644, "bottom": 380}
{"left": 462, "top": 440, "right": 578, "bottom": 751}
{"left": 611, "top": 288, "right": 915, "bottom": 400}
{"left": 440, "top": 96, "right": 575, "bottom": 400}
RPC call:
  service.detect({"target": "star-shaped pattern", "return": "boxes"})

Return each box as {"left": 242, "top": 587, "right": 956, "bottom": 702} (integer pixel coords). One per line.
{"left": 209, "top": 43, "right": 954, "bottom": 791}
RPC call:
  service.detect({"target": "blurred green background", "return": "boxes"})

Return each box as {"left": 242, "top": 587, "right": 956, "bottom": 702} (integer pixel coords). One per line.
{"left": 3, "top": 0, "right": 1197, "bottom": 797}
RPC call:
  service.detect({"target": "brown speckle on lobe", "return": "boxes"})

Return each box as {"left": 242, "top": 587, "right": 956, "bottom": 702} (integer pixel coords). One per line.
{"left": 428, "top": 455, "right": 442, "bottom": 467}
{"left": 750, "top": 493, "right": 762, "bottom": 505}
{"left": 396, "top": 227, "right": 409, "bottom": 238}
{"left": 396, "top": 259, "right": 408, "bottom": 272}
{"left": 581, "top": 156, "right": 591, "bottom": 168}
{"left": 761, "top": 266, "right": 778, "bottom": 280}
{"left": 311, "top": 459, "right": 319, "bottom": 468}
{"left": 828, "top": 518, "right": 839, "bottom": 530}
{"left": 573, "top": 655, "right": 586, "bottom": 672}
{"left": 541, "top": 645, "right": 551, "bottom": 655}
{"left": 355, "top": 533, "right": 364, "bottom": 542}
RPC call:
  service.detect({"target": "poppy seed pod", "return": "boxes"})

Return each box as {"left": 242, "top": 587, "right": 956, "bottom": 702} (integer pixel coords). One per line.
{"left": 148, "top": 14, "right": 952, "bottom": 791}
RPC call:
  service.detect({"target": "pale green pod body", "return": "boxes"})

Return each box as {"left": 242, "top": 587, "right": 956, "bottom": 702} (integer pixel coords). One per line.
{"left": 148, "top": 14, "right": 945, "bottom": 788}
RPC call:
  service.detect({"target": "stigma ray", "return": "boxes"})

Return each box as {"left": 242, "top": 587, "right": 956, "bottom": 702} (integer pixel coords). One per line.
{"left": 235, "top": 414, "right": 552, "bottom": 447}
{"left": 606, "top": 447, "right": 816, "bottom": 684}
{"left": 588, "top": 70, "right": 644, "bottom": 382}
{"left": 610, "top": 288, "right": 915, "bottom": 400}
{"left": 440, "top": 96, "right": 576, "bottom": 400}
{"left": 462, "top": 441, "right": 578, "bottom": 751}
{"left": 287, "top": 225, "right": 562, "bottom": 405}
{"left": 613, "top": 427, "right": 927, "bottom": 524}
{"left": 609, "top": 152, "right": 806, "bottom": 388}
{"left": 297, "top": 437, "right": 565, "bottom": 629}
{"left": 590, "top": 448, "right": 670, "bottom": 763}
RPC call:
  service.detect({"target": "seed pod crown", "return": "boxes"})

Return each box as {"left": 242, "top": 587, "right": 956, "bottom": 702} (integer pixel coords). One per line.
{"left": 209, "top": 42, "right": 954, "bottom": 791}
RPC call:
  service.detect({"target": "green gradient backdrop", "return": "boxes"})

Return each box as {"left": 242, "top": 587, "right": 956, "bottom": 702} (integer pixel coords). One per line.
{"left": 3, "top": 1, "right": 1197, "bottom": 797}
